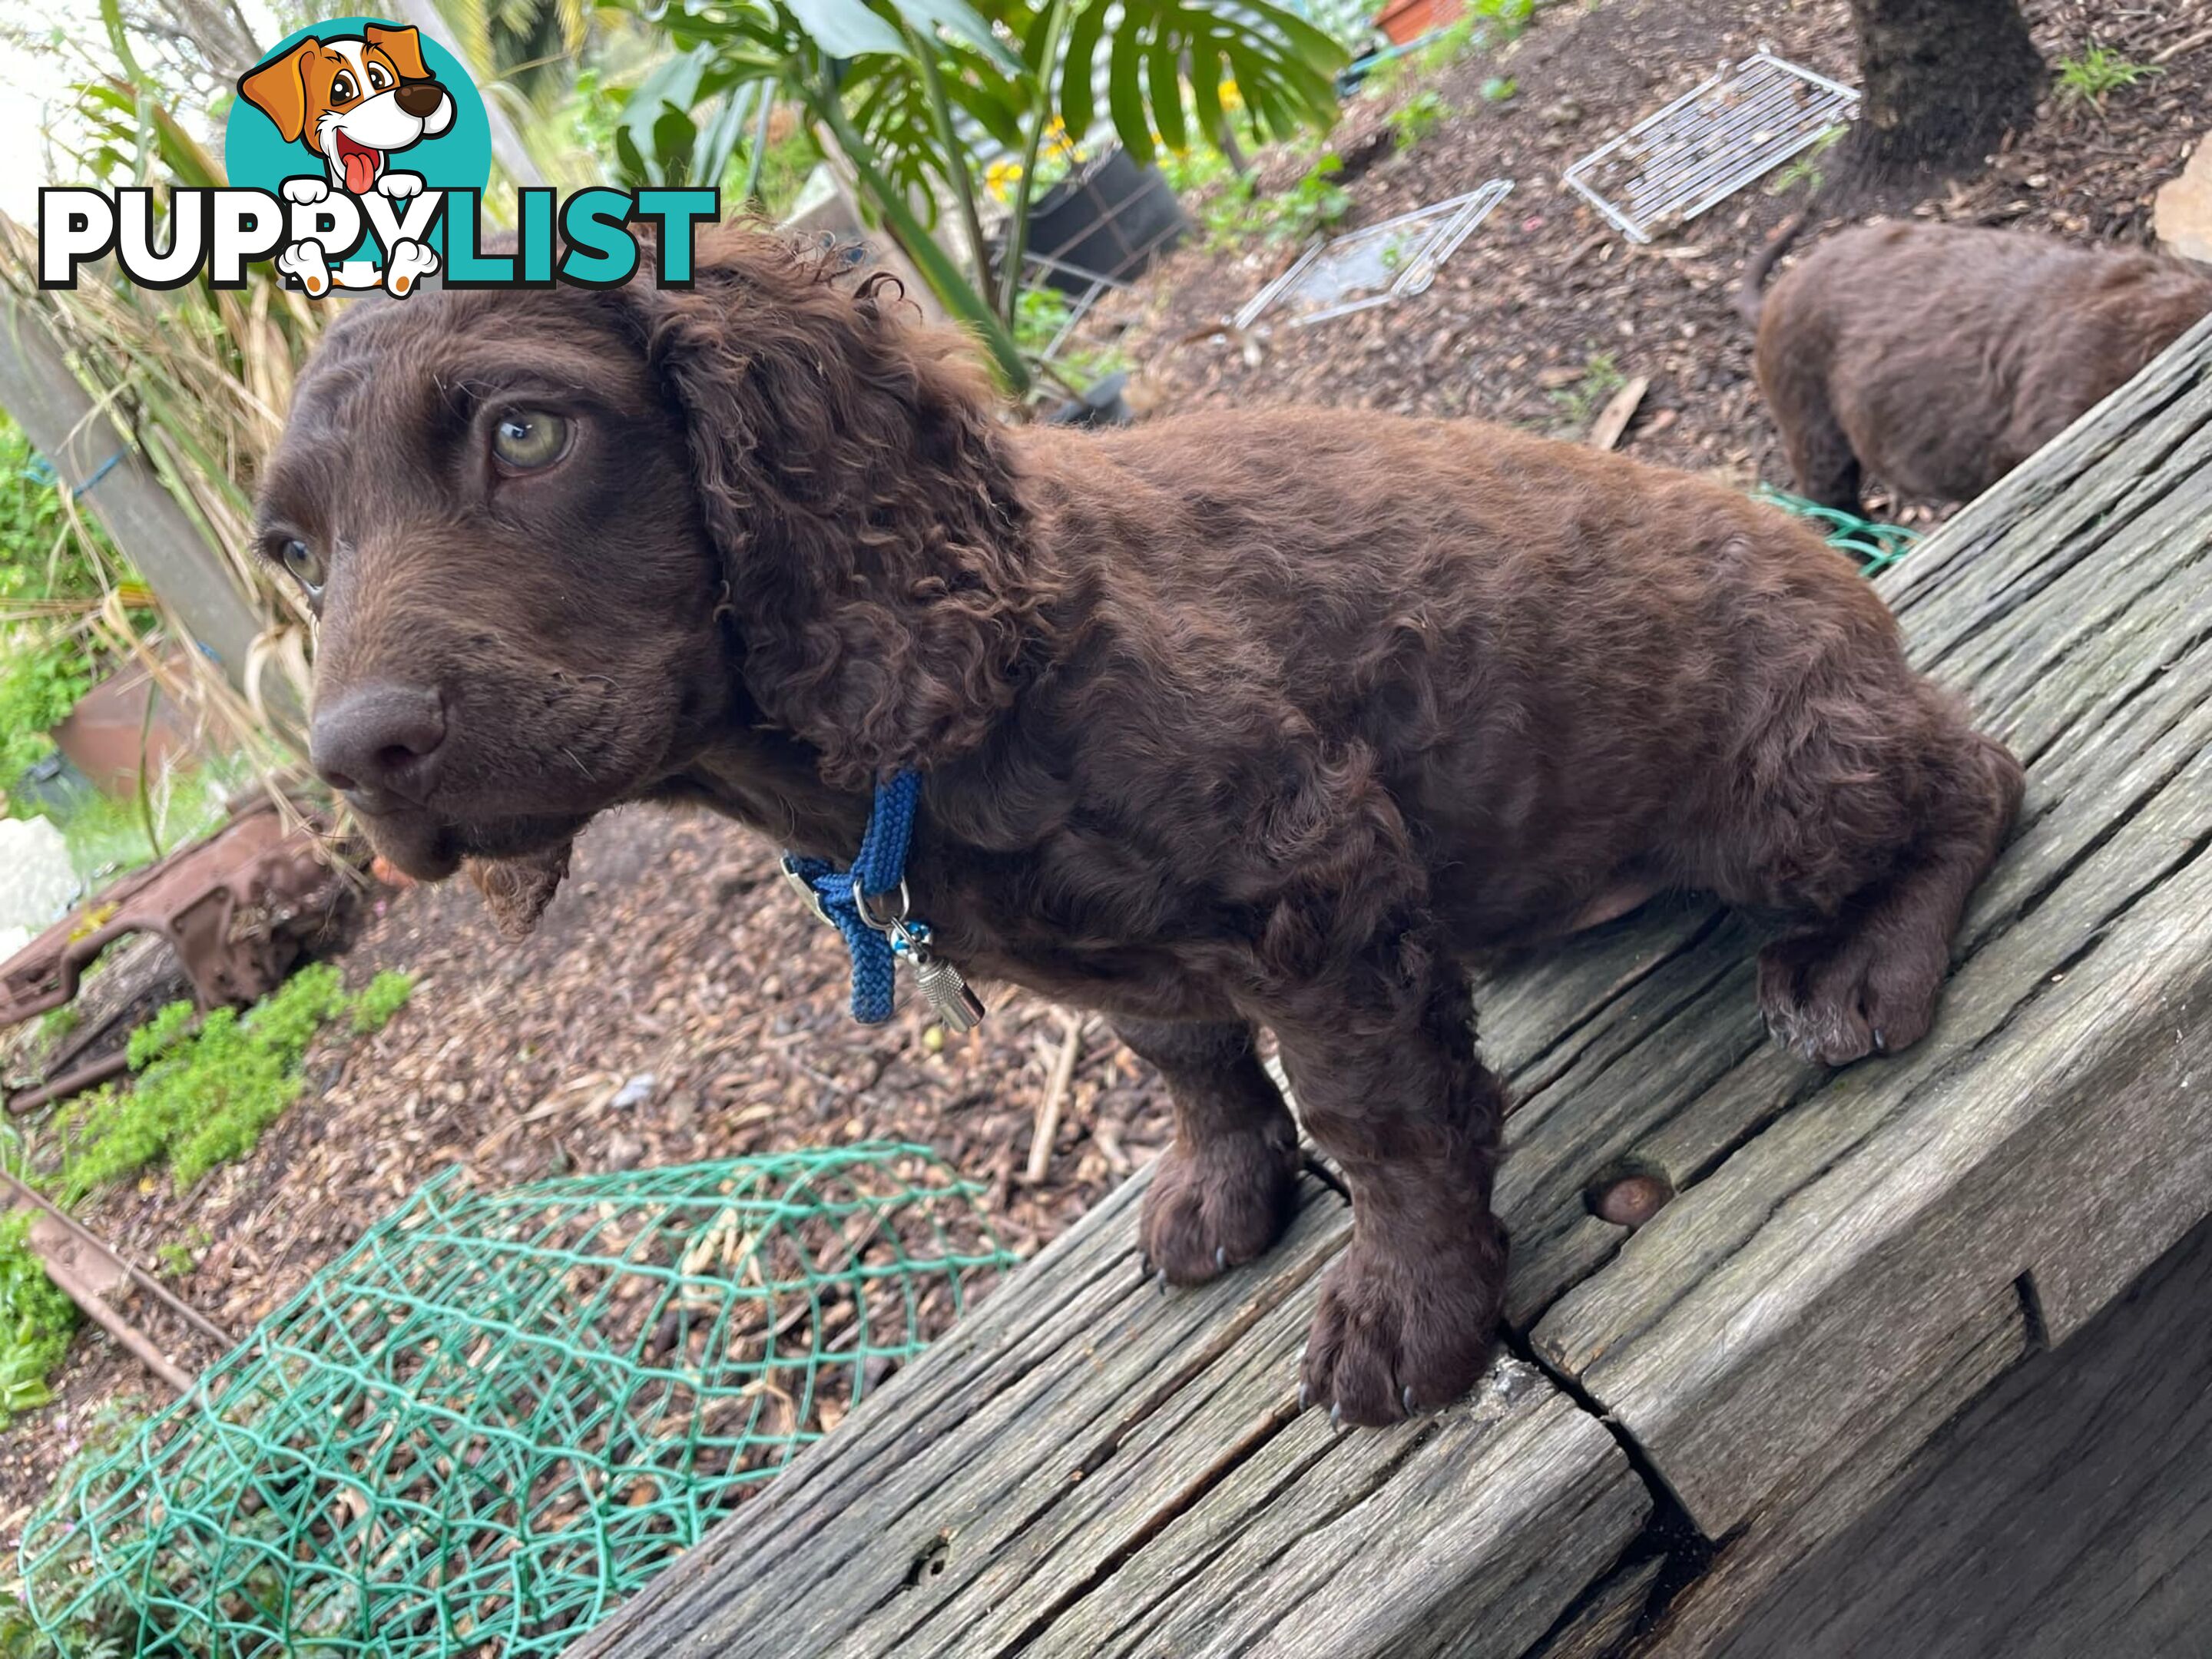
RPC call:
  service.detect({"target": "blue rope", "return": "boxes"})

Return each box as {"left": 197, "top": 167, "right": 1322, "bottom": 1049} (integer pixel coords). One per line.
{"left": 71, "top": 449, "right": 127, "bottom": 501}
{"left": 784, "top": 772, "right": 922, "bottom": 1025}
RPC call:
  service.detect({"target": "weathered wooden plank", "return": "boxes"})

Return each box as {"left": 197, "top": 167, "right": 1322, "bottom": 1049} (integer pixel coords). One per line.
{"left": 1629, "top": 1287, "right": 2026, "bottom": 1656}
{"left": 573, "top": 1173, "right": 1643, "bottom": 1659}
{"left": 1702, "top": 1214, "right": 2212, "bottom": 1659}
{"left": 1034, "top": 1362, "right": 1646, "bottom": 1659}
{"left": 1539, "top": 746, "right": 2212, "bottom": 1535}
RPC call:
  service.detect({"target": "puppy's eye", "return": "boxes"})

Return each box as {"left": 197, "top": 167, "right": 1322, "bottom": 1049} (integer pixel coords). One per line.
{"left": 366, "top": 63, "right": 390, "bottom": 90}
{"left": 492, "top": 410, "right": 571, "bottom": 472}
{"left": 330, "top": 71, "right": 356, "bottom": 102}
{"left": 280, "top": 538, "right": 325, "bottom": 594}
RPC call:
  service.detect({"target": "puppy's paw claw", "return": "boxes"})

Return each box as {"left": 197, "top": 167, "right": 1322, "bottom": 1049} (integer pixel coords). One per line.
{"left": 1299, "top": 1224, "right": 1505, "bottom": 1429}
{"left": 1758, "top": 924, "right": 1942, "bottom": 1067}
{"left": 1138, "top": 1126, "right": 1299, "bottom": 1286}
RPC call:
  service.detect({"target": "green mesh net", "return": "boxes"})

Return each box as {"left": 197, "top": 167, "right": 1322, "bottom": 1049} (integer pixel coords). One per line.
{"left": 1755, "top": 484, "right": 1922, "bottom": 574}
{"left": 18, "top": 1145, "right": 1015, "bottom": 1657}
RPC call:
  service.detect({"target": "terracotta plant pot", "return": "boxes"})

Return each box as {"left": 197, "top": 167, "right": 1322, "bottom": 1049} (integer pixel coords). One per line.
{"left": 50, "top": 657, "right": 203, "bottom": 798}
{"left": 1373, "top": 0, "right": 1464, "bottom": 46}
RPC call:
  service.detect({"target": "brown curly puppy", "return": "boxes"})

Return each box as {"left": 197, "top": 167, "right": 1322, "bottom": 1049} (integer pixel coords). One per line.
{"left": 257, "top": 227, "right": 2022, "bottom": 1426}
{"left": 1747, "top": 220, "right": 2212, "bottom": 513}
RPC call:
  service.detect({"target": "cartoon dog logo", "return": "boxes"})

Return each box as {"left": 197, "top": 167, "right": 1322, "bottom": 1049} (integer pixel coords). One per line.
{"left": 237, "top": 24, "right": 453, "bottom": 295}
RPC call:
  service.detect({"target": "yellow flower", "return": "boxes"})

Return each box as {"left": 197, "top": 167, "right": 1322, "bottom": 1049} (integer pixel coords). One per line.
{"left": 1217, "top": 78, "right": 1243, "bottom": 112}
{"left": 985, "top": 158, "right": 1025, "bottom": 204}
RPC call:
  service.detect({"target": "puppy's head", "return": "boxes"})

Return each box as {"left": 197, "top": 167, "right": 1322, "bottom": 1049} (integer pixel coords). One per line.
{"left": 255, "top": 227, "right": 1031, "bottom": 919}
{"left": 239, "top": 25, "right": 454, "bottom": 193}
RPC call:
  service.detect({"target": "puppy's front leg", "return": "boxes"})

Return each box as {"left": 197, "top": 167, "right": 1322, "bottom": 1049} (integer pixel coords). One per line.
{"left": 1121, "top": 1018, "right": 1301, "bottom": 1286}
{"left": 1270, "top": 950, "right": 1508, "bottom": 1426}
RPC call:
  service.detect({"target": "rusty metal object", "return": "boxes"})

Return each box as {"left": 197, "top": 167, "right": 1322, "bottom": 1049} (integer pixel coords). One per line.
{"left": 8, "top": 1051, "right": 131, "bottom": 1114}
{"left": 0, "top": 797, "right": 349, "bottom": 1114}
{"left": 31, "top": 1221, "right": 197, "bottom": 1396}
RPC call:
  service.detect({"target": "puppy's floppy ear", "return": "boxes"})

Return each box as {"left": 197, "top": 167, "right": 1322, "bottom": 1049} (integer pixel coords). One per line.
{"left": 624, "top": 227, "right": 1045, "bottom": 789}
{"left": 239, "top": 41, "right": 317, "bottom": 144}
{"left": 365, "top": 24, "right": 432, "bottom": 81}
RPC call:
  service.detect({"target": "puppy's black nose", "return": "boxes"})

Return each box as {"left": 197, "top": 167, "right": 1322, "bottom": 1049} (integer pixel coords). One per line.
{"left": 395, "top": 80, "right": 445, "bottom": 118}
{"left": 312, "top": 682, "right": 447, "bottom": 807}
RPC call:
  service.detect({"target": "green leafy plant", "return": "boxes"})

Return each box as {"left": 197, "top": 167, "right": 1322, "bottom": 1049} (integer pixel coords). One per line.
{"left": 604, "top": 0, "right": 1347, "bottom": 393}
{"left": 1549, "top": 351, "right": 1627, "bottom": 432}
{"left": 1480, "top": 74, "right": 1518, "bottom": 102}
{"left": 1388, "top": 90, "right": 1451, "bottom": 152}
{"left": 51, "top": 966, "right": 415, "bottom": 1205}
{"left": 1203, "top": 152, "right": 1352, "bottom": 249}
{"left": 2055, "top": 45, "right": 2160, "bottom": 104}
{"left": 0, "top": 1212, "right": 79, "bottom": 1429}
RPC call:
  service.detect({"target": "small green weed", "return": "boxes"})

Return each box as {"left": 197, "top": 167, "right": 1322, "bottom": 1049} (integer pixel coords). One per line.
{"left": 36, "top": 1005, "right": 79, "bottom": 1048}
{"left": 1481, "top": 75, "right": 1518, "bottom": 103}
{"left": 1767, "top": 124, "right": 1843, "bottom": 196}
{"left": 154, "top": 1227, "right": 208, "bottom": 1280}
{"left": 1388, "top": 91, "right": 1452, "bottom": 153}
{"left": 0, "top": 1212, "right": 78, "bottom": 1429}
{"left": 1548, "top": 352, "right": 1628, "bottom": 432}
{"left": 1201, "top": 154, "right": 1352, "bottom": 250}
{"left": 51, "top": 965, "right": 415, "bottom": 1204}
{"left": 2055, "top": 45, "right": 2160, "bottom": 104}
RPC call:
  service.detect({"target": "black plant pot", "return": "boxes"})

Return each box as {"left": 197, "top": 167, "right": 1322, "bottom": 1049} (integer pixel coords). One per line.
{"left": 1021, "top": 149, "right": 1187, "bottom": 293}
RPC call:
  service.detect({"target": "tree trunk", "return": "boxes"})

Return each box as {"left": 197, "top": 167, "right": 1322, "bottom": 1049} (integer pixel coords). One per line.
{"left": 1845, "top": 0, "right": 2045, "bottom": 183}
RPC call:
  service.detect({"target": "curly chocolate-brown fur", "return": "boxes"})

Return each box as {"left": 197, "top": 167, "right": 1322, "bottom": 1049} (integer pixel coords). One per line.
{"left": 256, "top": 226, "right": 2022, "bottom": 1425}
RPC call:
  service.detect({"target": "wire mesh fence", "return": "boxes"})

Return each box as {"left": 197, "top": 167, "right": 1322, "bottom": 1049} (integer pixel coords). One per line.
{"left": 18, "top": 1145, "right": 1015, "bottom": 1657}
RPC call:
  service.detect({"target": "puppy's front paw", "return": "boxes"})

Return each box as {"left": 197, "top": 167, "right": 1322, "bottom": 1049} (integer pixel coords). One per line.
{"left": 1301, "top": 1220, "right": 1505, "bottom": 1426}
{"left": 1139, "top": 1125, "right": 1300, "bottom": 1286}
{"left": 1758, "top": 921, "right": 1943, "bottom": 1066}
{"left": 378, "top": 171, "right": 425, "bottom": 199}
{"left": 281, "top": 177, "right": 330, "bottom": 204}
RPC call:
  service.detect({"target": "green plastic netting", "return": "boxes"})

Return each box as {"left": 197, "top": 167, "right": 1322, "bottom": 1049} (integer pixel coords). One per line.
{"left": 18, "top": 1145, "right": 1015, "bottom": 1657}
{"left": 1756, "top": 484, "right": 1922, "bottom": 574}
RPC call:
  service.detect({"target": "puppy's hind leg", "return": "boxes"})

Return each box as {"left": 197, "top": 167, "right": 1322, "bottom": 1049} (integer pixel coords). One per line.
{"left": 1723, "top": 689, "right": 2024, "bottom": 1066}
{"left": 1760, "top": 345, "right": 1864, "bottom": 516}
{"left": 1124, "top": 1018, "right": 1302, "bottom": 1286}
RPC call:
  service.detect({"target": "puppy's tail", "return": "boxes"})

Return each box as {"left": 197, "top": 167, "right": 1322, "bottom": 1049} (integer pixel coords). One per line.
{"left": 1737, "top": 210, "right": 1811, "bottom": 329}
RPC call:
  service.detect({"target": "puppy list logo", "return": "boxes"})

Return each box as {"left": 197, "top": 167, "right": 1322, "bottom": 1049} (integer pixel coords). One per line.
{"left": 231, "top": 19, "right": 482, "bottom": 296}
{"left": 38, "top": 17, "right": 716, "bottom": 300}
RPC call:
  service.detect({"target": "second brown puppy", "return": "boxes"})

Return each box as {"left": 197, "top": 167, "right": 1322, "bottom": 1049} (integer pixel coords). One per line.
{"left": 1749, "top": 222, "right": 2212, "bottom": 514}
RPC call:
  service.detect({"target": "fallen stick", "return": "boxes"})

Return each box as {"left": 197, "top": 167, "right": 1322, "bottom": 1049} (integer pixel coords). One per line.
{"left": 1588, "top": 375, "right": 1651, "bottom": 452}
{"left": 2154, "top": 26, "right": 2212, "bottom": 63}
{"left": 1025, "top": 1013, "right": 1085, "bottom": 1184}
{"left": 36, "top": 1247, "right": 197, "bottom": 1396}
{"left": 0, "top": 1166, "right": 234, "bottom": 1348}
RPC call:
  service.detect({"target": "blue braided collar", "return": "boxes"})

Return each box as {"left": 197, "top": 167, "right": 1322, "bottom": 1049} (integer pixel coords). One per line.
{"left": 780, "top": 770, "right": 928, "bottom": 1025}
